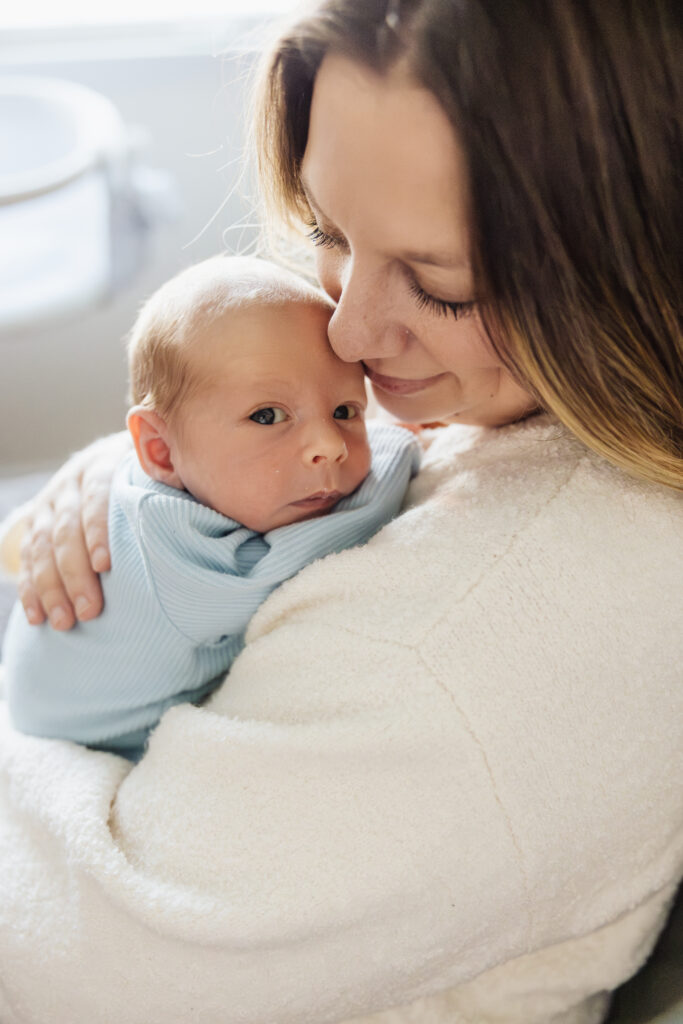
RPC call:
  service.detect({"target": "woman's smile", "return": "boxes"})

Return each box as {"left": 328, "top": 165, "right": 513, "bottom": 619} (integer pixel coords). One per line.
{"left": 363, "top": 366, "right": 448, "bottom": 396}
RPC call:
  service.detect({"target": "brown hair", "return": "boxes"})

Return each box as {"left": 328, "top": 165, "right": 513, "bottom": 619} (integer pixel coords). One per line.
{"left": 254, "top": 0, "right": 682, "bottom": 489}
{"left": 127, "top": 255, "right": 332, "bottom": 422}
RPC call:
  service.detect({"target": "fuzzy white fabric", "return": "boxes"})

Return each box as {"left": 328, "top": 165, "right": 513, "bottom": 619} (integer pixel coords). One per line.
{"left": 0, "top": 414, "right": 681, "bottom": 1024}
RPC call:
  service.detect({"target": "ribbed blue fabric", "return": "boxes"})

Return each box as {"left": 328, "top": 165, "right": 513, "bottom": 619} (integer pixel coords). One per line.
{"left": 3, "top": 424, "right": 419, "bottom": 760}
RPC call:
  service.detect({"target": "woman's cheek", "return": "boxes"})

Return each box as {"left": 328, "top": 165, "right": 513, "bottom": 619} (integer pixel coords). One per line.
{"left": 463, "top": 314, "right": 507, "bottom": 369}
{"left": 315, "top": 248, "right": 342, "bottom": 304}
{"left": 432, "top": 316, "right": 500, "bottom": 374}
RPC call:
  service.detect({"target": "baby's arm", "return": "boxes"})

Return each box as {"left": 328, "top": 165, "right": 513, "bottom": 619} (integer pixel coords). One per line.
{"left": 4, "top": 463, "right": 250, "bottom": 759}
{"left": 3, "top": 601, "right": 150, "bottom": 760}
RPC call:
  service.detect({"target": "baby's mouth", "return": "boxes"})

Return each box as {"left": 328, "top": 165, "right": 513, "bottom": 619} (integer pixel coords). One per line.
{"left": 290, "top": 490, "right": 344, "bottom": 510}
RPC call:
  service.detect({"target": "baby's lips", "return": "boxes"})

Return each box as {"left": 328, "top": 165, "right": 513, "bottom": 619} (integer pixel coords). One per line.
{"left": 289, "top": 488, "right": 344, "bottom": 509}
{"left": 308, "top": 489, "right": 343, "bottom": 501}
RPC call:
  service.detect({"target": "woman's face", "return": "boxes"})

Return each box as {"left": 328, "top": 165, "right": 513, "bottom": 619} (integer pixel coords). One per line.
{"left": 301, "top": 55, "right": 537, "bottom": 426}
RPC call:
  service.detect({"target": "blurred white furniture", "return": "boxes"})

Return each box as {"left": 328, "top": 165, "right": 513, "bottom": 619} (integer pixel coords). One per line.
{"left": 0, "top": 76, "right": 176, "bottom": 333}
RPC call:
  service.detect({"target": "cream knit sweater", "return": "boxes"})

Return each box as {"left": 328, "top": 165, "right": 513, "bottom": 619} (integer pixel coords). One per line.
{"left": 0, "top": 414, "right": 680, "bottom": 1024}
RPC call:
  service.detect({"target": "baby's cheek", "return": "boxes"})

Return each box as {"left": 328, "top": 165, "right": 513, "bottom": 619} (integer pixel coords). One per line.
{"left": 353, "top": 438, "right": 373, "bottom": 485}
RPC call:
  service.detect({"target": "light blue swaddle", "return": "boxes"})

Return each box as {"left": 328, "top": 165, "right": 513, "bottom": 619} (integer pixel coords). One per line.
{"left": 3, "top": 423, "right": 420, "bottom": 760}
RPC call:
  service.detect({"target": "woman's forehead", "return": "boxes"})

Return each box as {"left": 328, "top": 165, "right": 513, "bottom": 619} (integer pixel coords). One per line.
{"left": 301, "top": 53, "right": 471, "bottom": 266}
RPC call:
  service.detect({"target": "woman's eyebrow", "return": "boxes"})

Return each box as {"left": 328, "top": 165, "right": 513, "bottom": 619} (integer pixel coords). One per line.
{"left": 403, "top": 249, "right": 471, "bottom": 270}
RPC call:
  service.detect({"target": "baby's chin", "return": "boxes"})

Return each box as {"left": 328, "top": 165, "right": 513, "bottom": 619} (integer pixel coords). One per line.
{"left": 241, "top": 494, "right": 348, "bottom": 532}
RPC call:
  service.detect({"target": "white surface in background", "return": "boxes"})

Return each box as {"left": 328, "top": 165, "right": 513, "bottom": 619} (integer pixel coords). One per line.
{"left": 0, "top": 77, "right": 165, "bottom": 333}
{"left": 0, "top": 0, "right": 301, "bottom": 29}
{"left": 0, "top": 51, "right": 259, "bottom": 473}
{"left": 0, "top": 93, "right": 79, "bottom": 178}
{"left": 0, "top": 78, "right": 126, "bottom": 201}
{"left": 0, "top": 175, "right": 110, "bottom": 331}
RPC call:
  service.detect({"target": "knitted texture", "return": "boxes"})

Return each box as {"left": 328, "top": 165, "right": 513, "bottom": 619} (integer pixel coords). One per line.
{"left": 0, "top": 414, "right": 680, "bottom": 1024}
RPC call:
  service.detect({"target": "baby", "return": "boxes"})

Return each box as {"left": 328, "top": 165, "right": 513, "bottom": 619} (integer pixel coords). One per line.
{"left": 3, "top": 256, "right": 419, "bottom": 760}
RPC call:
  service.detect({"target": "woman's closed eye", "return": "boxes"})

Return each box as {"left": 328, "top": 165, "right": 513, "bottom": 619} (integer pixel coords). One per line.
{"left": 308, "top": 222, "right": 474, "bottom": 321}
{"left": 407, "top": 279, "right": 475, "bottom": 320}
{"left": 307, "top": 224, "right": 346, "bottom": 250}
{"left": 249, "top": 407, "right": 288, "bottom": 425}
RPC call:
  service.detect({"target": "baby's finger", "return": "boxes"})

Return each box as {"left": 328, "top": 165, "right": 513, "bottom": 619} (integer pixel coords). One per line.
{"left": 26, "top": 507, "right": 76, "bottom": 630}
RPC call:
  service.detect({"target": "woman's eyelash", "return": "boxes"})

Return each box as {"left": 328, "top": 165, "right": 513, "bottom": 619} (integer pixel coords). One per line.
{"left": 408, "top": 279, "right": 475, "bottom": 320}
{"left": 307, "top": 225, "right": 340, "bottom": 249}
{"left": 307, "top": 222, "right": 473, "bottom": 321}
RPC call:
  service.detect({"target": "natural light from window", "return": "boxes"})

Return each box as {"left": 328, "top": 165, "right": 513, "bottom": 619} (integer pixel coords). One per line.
{"left": 1, "top": 0, "right": 301, "bottom": 30}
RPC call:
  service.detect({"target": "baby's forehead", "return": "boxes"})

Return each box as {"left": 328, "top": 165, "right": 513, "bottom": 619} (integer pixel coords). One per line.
{"left": 182, "top": 288, "right": 332, "bottom": 371}
{"left": 184, "top": 257, "right": 330, "bottom": 309}
{"left": 219, "top": 290, "right": 328, "bottom": 320}
{"left": 188, "top": 269, "right": 330, "bottom": 324}
{"left": 194, "top": 291, "right": 330, "bottom": 347}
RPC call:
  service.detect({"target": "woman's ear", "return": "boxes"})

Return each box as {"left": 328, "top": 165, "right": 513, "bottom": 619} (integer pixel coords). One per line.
{"left": 126, "top": 406, "right": 184, "bottom": 489}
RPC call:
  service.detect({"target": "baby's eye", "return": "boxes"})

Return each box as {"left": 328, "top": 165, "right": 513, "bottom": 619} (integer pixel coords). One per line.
{"left": 249, "top": 407, "right": 288, "bottom": 425}
{"left": 333, "top": 404, "right": 359, "bottom": 420}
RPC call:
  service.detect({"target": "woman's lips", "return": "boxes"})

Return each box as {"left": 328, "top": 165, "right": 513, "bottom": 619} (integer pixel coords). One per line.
{"left": 364, "top": 366, "right": 447, "bottom": 396}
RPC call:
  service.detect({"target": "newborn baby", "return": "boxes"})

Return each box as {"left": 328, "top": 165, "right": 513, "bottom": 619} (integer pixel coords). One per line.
{"left": 3, "top": 256, "right": 419, "bottom": 760}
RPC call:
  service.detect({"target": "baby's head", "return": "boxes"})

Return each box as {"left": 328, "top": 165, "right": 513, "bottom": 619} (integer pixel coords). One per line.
{"left": 126, "top": 256, "right": 371, "bottom": 532}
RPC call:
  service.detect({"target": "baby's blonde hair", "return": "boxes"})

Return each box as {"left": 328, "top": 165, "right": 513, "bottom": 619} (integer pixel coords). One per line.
{"left": 127, "top": 255, "right": 333, "bottom": 422}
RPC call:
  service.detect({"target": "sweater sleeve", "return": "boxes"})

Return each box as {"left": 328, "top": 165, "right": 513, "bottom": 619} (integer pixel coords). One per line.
{"left": 107, "top": 605, "right": 532, "bottom": 1017}
{"left": 0, "top": 420, "right": 680, "bottom": 1024}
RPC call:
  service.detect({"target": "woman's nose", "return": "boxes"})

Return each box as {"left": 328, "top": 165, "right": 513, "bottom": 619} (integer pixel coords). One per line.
{"left": 326, "top": 260, "right": 409, "bottom": 363}
{"left": 303, "top": 422, "right": 348, "bottom": 466}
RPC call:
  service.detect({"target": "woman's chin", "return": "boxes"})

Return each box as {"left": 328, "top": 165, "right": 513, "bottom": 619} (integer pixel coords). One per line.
{"left": 369, "top": 382, "right": 456, "bottom": 424}
{"left": 371, "top": 382, "right": 538, "bottom": 429}
{"left": 370, "top": 382, "right": 484, "bottom": 427}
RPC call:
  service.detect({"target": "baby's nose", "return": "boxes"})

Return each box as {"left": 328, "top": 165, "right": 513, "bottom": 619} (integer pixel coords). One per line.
{"left": 303, "top": 422, "right": 348, "bottom": 465}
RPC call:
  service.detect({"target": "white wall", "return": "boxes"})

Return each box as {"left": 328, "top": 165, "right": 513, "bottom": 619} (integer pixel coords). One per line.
{"left": 0, "top": 39, "right": 260, "bottom": 473}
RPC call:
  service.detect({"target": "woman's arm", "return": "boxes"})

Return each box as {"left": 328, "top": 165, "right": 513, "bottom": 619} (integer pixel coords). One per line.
{"left": 14, "top": 432, "right": 132, "bottom": 629}
{"left": 1, "top": 552, "right": 533, "bottom": 1024}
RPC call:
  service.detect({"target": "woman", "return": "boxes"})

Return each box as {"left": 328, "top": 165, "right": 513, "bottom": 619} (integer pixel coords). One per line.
{"left": 0, "top": 2, "right": 680, "bottom": 1023}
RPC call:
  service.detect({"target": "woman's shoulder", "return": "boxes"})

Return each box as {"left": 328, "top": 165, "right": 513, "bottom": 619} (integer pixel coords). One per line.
{"left": 247, "top": 412, "right": 680, "bottom": 648}
{"left": 409, "top": 412, "right": 680, "bottom": 544}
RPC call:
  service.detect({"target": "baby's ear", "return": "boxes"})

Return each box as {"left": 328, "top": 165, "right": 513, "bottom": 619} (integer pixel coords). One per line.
{"left": 126, "top": 406, "right": 184, "bottom": 489}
